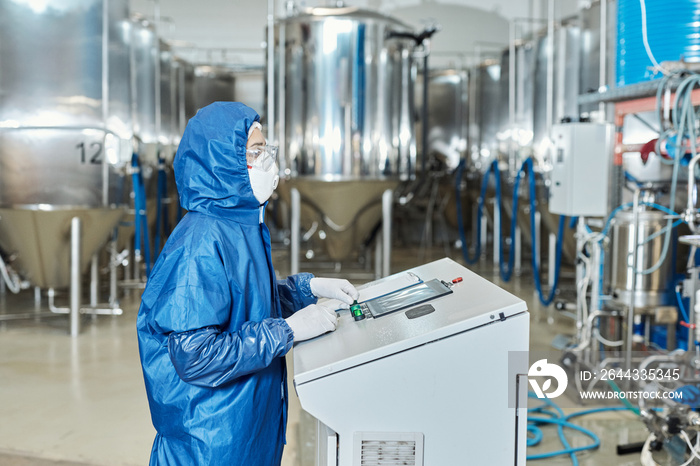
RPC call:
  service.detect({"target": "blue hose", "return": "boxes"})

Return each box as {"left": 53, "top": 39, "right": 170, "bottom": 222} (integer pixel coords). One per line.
{"left": 153, "top": 156, "right": 167, "bottom": 263}
{"left": 131, "top": 153, "right": 152, "bottom": 278}
{"left": 455, "top": 158, "right": 566, "bottom": 306}
{"left": 455, "top": 159, "right": 500, "bottom": 264}
{"left": 526, "top": 392, "right": 641, "bottom": 463}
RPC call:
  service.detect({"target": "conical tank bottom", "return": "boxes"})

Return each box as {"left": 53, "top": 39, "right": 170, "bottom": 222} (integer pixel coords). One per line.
{"left": 0, "top": 206, "right": 126, "bottom": 289}
{"left": 280, "top": 179, "right": 398, "bottom": 261}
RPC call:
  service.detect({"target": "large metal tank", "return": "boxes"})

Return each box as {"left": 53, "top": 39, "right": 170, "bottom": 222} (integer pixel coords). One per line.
{"left": 611, "top": 210, "right": 674, "bottom": 308}
{"left": 579, "top": 1, "right": 604, "bottom": 115}
{"left": 497, "top": 39, "right": 537, "bottom": 174}
{"left": 130, "top": 15, "right": 159, "bottom": 163}
{"left": 469, "top": 60, "right": 502, "bottom": 172}
{"left": 532, "top": 22, "right": 581, "bottom": 168}
{"left": 274, "top": 6, "right": 419, "bottom": 261}
{"left": 0, "top": 0, "right": 132, "bottom": 289}
{"left": 416, "top": 69, "right": 469, "bottom": 172}
{"left": 189, "top": 65, "right": 236, "bottom": 115}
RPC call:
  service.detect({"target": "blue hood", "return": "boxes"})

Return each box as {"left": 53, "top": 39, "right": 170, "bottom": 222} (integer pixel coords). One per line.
{"left": 174, "top": 102, "right": 261, "bottom": 224}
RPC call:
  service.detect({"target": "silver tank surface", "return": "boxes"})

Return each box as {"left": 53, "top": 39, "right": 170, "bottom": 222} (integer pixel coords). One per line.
{"left": 532, "top": 23, "right": 581, "bottom": 168}
{"left": 611, "top": 210, "right": 674, "bottom": 309}
{"left": 276, "top": 6, "right": 418, "bottom": 180}
{"left": 470, "top": 60, "right": 502, "bottom": 172}
{"left": 416, "top": 69, "right": 469, "bottom": 171}
{"left": 0, "top": 0, "right": 132, "bottom": 288}
{"left": 497, "top": 39, "right": 536, "bottom": 173}
{"left": 130, "top": 16, "right": 159, "bottom": 150}
{"left": 190, "top": 65, "right": 236, "bottom": 114}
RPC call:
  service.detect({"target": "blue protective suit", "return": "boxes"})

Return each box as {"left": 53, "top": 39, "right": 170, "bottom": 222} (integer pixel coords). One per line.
{"left": 136, "top": 102, "right": 317, "bottom": 465}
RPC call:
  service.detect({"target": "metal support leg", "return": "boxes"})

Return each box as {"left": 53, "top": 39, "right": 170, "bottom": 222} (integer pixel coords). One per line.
{"left": 515, "top": 225, "right": 522, "bottom": 275}
{"left": 548, "top": 233, "right": 556, "bottom": 290}
{"left": 90, "top": 254, "right": 98, "bottom": 307}
{"left": 291, "top": 187, "right": 300, "bottom": 276}
{"left": 493, "top": 198, "right": 500, "bottom": 266}
{"left": 70, "top": 216, "right": 81, "bottom": 338}
{"left": 480, "top": 213, "right": 487, "bottom": 259}
{"left": 110, "top": 240, "right": 118, "bottom": 306}
{"left": 626, "top": 189, "right": 641, "bottom": 370}
{"left": 375, "top": 234, "right": 382, "bottom": 280}
{"left": 534, "top": 211, "right": 541, "bottom": 274}
{"left": 382, "top": 189, "right": 393, "bottom": 278}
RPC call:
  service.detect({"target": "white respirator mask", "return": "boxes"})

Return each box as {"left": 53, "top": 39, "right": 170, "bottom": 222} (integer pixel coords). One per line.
{"left": 247, "top": 145, "right": 279, "bottom": 205}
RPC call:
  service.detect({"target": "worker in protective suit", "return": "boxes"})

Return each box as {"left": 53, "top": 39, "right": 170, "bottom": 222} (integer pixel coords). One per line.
{"left": 137, "top": 101, "right": 359, "bottom": 465}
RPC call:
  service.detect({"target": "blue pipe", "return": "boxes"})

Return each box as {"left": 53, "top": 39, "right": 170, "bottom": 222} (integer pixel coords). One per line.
{"left": 455, "top": 158, "right": 566, "bottom": 305}
{"left": 131, "top": 153, "right": 152, "bottom": 278}
{"left": 154, "top": 156, "right": 168, "bottom": 262}
{"left": 455, "top": 158, "right": 500, "bottom": 264}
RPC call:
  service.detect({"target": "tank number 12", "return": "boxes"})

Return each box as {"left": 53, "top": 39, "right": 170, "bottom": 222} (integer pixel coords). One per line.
{"left": 77, "top": 142, "right": 103, "bottom": 164}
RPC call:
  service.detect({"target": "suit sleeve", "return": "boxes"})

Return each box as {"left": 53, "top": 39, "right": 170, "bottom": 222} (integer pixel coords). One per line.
{"left": 277, "top": 272, "right": 317, "bottom": 318}
{"left": 167, "top": 318, "right": 294, "bottom": 388}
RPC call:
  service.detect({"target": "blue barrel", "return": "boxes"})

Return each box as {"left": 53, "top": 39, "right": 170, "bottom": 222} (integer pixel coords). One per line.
{"left": 617, "top": 0, "right": 700, "bottom": 86}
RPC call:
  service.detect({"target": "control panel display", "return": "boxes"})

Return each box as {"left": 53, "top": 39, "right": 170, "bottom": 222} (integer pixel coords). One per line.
{"left": 364, "top": 279, "right": 452, "bottom": 318}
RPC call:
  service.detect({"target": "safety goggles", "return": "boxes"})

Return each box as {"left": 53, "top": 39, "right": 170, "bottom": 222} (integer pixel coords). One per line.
{"left": 246, "top": 145, "right": 278, "bottom": 171}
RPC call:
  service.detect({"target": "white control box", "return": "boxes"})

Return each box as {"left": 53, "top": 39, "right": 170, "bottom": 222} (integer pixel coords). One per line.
{"left": 549, "top": 122, "right": 613, "bottom": 217}
{"left": 293, "top": 258, "right": 530, "bottom": 466}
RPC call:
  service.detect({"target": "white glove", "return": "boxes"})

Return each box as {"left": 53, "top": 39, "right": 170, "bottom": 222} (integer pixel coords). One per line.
{"left": 310, "top": 277, "right": 360, "bottom": 309}
{"left": 285, "top": 304, "right": 338, "bottom": 342}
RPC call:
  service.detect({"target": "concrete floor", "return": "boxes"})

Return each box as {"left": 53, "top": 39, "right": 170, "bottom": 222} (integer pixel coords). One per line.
{"left": 0, "top": 246, "right": 654, "bottom": 465}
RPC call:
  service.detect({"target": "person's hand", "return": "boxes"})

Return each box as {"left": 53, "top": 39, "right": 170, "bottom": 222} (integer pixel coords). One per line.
{"left": 285, "top": 304, "right": 338, "bottom": 342}
{"left": 310, "top": 278, "right": 359, "bottom": 309}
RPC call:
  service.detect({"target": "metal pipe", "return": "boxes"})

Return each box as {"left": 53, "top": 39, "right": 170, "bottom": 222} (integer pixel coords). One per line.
{"left": 509, "top": 19, "right": 516, "bottom": 177}
{"left": 575, "top": 217, "right": 586, "bottom": 345}
{"left": 90, "top": 254, "right": 98, "bottom": 307}
{"left": 493, "top": 198, "right": 500, "bottom": 266}
{"left": 291, "top": 187, "right": 300, "bottom": 275}
{"left": 515, "top": 225, "right": 522, "bottom": 275}
{"left": 278, "top": 21, "right": 286, "bottom": 163}
{"left": 422, "top": 54, "right": 429, "bottom": 175}
{"left": 70, "top": 216, "right": 82, "bottom": 338}
{"left": 598, "top": 0, "right": 607, "bottom": 116}
{"left": 267, "top": 0, "right": 276, "bottom": 144}
{"left": 374, "top": 233, "right": 382, "bottom": 280}
{"left": 382, "top": 189, "right": 393, "bottom": 277}
{"left": 535, "top": 210, "right": 542, "bottom": 277}
{"left": 546, "top": 0, "right": 555, "bottom": 134}
{"left": 480, "top": 212, "right": 488, "bottom": 258}
{"left": 548, "top": 232, "right": 556, "bottom": 289}
{"left": 110, "top": 239, "right": 118, "bottom": 306}
{"left": 686, "top": 154, "right": 700, "bottom": 233}
{"left": 626, "top": 188, "right": 641, "bottom": 370}
{"left": 154, "top": 0, "right": 162, "bottom": 152}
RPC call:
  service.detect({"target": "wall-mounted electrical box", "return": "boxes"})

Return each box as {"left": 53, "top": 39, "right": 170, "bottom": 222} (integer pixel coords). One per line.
{"left": 549, "top": 122, "right": 614, "bottom": 217}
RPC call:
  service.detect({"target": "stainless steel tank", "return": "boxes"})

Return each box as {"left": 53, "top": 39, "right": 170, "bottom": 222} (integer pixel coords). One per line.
{"left": 470, "top": 60, "right": 502, "bottom": 173}
{"left": 274, "top": 6, "right": 419, "bottom": 261}
{"left": 416, "top": 69, "right": 469, "bottom": 172}
{"left": 532, "top": 23, "right": 581, "bottom": 168}
{"left": 277, "top": 6, "right": 417, "bottom": 180}
{"left": 497, "top": 39, "right": 537, "bottom": 175}
{"left": 0, "top": 0, "right": 132, "bottom": 289}
{"left": 130, "top": 15, "right": 159, "bottom": 161}
{"left": 173, "top": 58, "right": 196, "bottom": 126}
{"left": 190, "top": 65, "right": 236, "bottom": 113}
{"left": 579, "top": 1, "right": 603, "bottom": 115}
{"left": 611, "top": 210, "right": 674, "bottom": 308}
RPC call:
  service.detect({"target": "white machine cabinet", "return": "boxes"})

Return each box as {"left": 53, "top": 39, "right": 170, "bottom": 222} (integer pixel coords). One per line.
{"left": 548, "top": 122, "right": 614, "bottom": 217}
{"left": 293, "top": 258, "right": 530, "bottom": 466}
